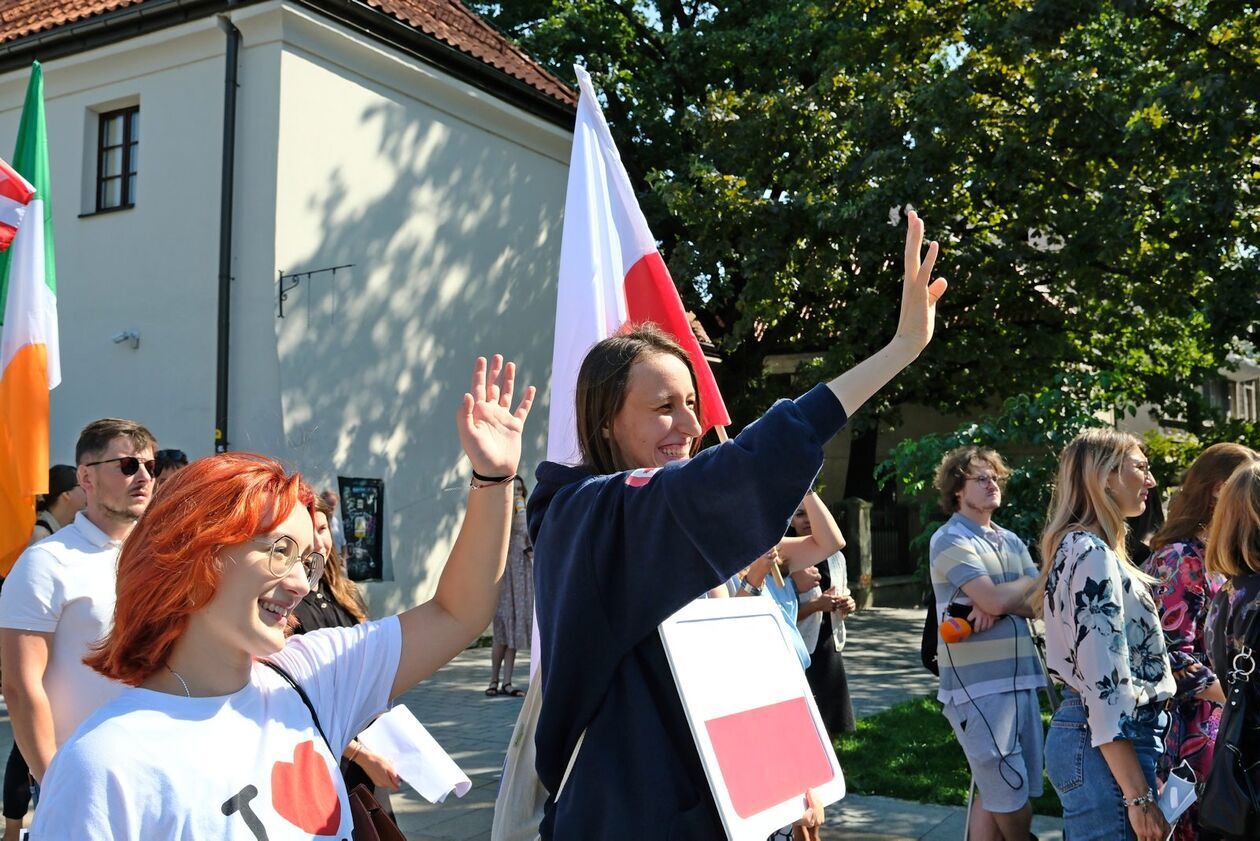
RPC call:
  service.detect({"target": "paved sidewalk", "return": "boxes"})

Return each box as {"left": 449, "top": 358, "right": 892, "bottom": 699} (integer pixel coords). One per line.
{"left": 0, "top": 607, "right": 1063, "bottom": 839}
{"left": 391, "top": 607, "right": 1062, "bottom": 840}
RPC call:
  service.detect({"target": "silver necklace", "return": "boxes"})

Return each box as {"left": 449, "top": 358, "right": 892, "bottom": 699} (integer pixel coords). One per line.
{"left": 167, "top": 665, "right": 191, "bottom": 698}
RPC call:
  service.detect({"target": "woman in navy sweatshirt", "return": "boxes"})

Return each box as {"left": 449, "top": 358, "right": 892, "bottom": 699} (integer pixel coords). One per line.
{"left": 529, "top": 211, "right": 948, "bottom": 839}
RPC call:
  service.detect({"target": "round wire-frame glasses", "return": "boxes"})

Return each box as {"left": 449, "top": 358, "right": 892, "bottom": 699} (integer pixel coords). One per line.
{"left": 259, "top": 535, "right": 325, "bottom": 586}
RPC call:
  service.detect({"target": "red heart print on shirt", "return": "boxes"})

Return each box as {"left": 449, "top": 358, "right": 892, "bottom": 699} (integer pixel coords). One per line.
{"left": 271, "top": 740, "right": 342, "bottom": 835}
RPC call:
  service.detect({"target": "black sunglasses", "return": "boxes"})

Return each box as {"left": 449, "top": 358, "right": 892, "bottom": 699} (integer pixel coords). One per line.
{"left": 84, "top": 456, "right": 156, "bottom": 477}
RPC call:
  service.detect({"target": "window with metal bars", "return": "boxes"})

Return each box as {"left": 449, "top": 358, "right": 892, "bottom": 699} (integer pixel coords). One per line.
{"left": 97, "top": 106, "right": 139, "bottom": 211}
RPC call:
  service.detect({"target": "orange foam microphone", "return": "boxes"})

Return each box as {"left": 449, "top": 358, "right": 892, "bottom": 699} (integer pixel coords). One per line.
{"left": 939, "top": 616, "right": 973, "bottom": 644}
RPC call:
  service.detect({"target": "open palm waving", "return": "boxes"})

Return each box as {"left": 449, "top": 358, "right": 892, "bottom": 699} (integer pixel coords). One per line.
{"left": 457, "top": 354, "right": 536, "bottom": 478}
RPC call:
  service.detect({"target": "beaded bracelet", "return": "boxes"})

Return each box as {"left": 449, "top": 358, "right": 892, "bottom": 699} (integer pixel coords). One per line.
{"left": 1122, "top": 788, "right": 1155, "bottom": 810}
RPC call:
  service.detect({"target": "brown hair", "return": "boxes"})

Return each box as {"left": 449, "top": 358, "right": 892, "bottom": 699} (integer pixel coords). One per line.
{"left": 314, "top": 497, "right": 367, "bottom": 624}
{"left": 75, "top": 417, "right": 157, "bottom": 465}
{"left": 1151, "top": 443, "right": 1259, "bottom": 551}
{"left": 932, "top": 446, "right": 1011, "bottom": 514}
{"left": 1204, "top": 461, "right": 1260, "bottom": 579}
{"left": 575, "top": 323, "right": 702, "bottom": 475}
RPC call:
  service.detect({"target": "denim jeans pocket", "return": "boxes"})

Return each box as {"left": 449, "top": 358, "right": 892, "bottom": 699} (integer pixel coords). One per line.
{"left": 1045, "top": 719, "right": 1088, "bottom": 794}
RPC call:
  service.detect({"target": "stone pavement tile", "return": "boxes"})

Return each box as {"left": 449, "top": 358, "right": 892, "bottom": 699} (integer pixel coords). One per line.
{"left": 841, "top": 607, "right": 939, "bottom": 719}
{"left": 825, "top": 794, "right": 956, "bottom": 839}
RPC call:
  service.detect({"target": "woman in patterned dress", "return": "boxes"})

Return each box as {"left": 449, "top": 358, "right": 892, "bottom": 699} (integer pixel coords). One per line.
{"left": 487, "top": 476, "right": 533, "bottom": 697}
{"left": 1038, "top": 429, "right": 1176, "bottom": 841}
{"left": 1142, "top": 443, "right": 1258, "bottom": 841}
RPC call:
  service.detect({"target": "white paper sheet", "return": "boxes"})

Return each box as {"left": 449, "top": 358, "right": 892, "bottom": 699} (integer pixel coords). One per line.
{"left": 357, "top": 706, "right": 472, "bottom": 804}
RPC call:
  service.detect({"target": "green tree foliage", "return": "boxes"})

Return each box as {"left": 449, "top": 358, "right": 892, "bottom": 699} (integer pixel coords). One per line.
{"left": 875, "top": 371, "right": 1124, "bottom": 564}
{"left": 475, "top": 1, "right": 1260, "bottom": 496}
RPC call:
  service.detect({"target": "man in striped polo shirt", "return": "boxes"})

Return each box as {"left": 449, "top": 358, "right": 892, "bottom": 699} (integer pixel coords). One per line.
{"left": 929, "top": 446, "right": 1046, "bottom": 841}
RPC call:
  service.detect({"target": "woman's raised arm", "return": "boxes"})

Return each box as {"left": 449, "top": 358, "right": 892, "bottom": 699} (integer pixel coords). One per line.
{"left": 392, "top": 355, "right": 535, "bottom": 698}
{"left": 826, "top": 210, "right": 947, "bottom": 415}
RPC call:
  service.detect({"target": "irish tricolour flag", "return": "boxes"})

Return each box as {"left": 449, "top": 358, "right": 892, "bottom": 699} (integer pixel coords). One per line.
{"left": 0, "top": 62, "right": 59, "bottom": 575}
{"left": 545, "top": 65, "right": 731, "bottom": 465}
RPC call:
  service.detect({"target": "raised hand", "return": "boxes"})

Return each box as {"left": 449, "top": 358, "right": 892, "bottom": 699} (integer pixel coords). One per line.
{"left": 456, "top": 355, "right": 536, "bottom": 479}
{"left": 894, "top": 209, "right": 948, "bottom": 354}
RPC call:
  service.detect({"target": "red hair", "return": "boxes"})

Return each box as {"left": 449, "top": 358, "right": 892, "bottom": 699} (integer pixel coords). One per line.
{"left": 86, "top": 453, "right": 310, "bottom": 685}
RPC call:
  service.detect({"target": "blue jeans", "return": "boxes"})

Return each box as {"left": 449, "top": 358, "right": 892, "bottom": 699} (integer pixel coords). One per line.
{"left": 1045, "top": 689, "right": 1167, "bottom": 841}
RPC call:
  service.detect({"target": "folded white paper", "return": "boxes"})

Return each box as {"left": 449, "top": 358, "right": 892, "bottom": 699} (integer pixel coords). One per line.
{"left": 357, "top": 706, "right": 472, "bottom": 804}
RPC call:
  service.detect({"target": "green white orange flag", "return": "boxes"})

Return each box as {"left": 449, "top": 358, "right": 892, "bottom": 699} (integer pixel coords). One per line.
{"left": 0, "top": 62, "right": 59, "bottom": 575}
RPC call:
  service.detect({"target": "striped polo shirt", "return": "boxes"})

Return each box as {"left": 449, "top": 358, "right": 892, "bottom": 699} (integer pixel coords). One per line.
{"left": 929, "top": 512, "right": 1046, "bottom": 704}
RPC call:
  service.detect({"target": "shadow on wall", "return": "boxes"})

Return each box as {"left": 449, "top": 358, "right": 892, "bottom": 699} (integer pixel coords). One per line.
{"left": 274, "top": 93, "right": 565, "bottom": 614}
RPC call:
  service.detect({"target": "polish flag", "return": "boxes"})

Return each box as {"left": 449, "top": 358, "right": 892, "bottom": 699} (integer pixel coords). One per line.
{"left": 660, "top": 599, "right": 844, "bottom": 838}
{"left": 545, "top": 65, "right": 731, "bottom": 465}
{"left": 0, "top": 158, "right": 34, "bottom": 253}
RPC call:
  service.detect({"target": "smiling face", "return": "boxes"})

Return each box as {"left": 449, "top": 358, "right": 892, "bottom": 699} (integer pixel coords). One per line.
{"left": 196, "top": 503, "right": 315, "bottom": 658}
{"left": 608, "top": 352, "right": 702, "bottom": 470}
{"left": 1108, "top": 447, "right": 1156, "bottom": 518}
{"left": 78, "top": 436, "right": 155, "bottom": 526}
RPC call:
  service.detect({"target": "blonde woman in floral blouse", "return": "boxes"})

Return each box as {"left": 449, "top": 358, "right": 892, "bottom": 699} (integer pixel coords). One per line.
{"left": 1039, "top": 429, "right": 1176, "bottom": 841}
{"left": 1142, "top": 444, "right": 1257, "bottom": 841}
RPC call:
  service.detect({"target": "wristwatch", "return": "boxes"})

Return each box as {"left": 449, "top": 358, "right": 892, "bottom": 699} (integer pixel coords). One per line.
{"left": 737, "top": 576, "right": 763, "bottom": 596}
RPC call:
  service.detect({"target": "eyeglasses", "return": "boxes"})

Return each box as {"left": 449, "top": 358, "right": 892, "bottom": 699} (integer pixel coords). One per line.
{"left": 964, "top": 473, "right": 1003, "bottom": 487}
{"left": 256, "top": 535, "right": 326, "bottom": 586}
{"left": 84, "top": 456, "right": 156, "bottom": 477}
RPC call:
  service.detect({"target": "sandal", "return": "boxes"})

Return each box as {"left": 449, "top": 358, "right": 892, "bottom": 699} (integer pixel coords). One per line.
{"left": 501, "top": 683, "right": 526, "bottom": 697}
{"left": 484, "top": 683, "right": 500, "bottom": 696}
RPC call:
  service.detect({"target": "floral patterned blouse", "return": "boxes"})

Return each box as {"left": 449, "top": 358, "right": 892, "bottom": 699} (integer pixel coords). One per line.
{"left": 1044, "top": 530, "right": 1176, "bottom": 747}
{"left": 1143, "top": 538, "right": 1222, "bottom": 841}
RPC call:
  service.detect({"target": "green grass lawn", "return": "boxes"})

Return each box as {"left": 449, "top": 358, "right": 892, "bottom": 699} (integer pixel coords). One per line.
{"left": 833, "top": 696, "right": 1063, "bottom": 817}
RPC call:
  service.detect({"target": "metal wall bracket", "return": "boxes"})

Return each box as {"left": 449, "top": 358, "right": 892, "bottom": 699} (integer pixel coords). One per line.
{"left": 277, "top": 263, "right": 355, "bottom": 319}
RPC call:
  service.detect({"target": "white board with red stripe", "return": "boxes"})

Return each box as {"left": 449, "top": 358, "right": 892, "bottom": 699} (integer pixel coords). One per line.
{"left": 658, "top": 597, "right": 845, "bottom": 840}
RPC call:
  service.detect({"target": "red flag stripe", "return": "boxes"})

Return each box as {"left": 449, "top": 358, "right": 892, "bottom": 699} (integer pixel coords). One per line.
{"left": 623, "top": 252, "right": 731, "bottom": 429}
{"left": 0, "top": 160, "right": 34, "bottom": 206}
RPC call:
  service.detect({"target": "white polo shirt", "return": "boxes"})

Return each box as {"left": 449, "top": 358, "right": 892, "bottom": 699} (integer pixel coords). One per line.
{"left": 0, "top": 511, "right": 124, "bottom": 745}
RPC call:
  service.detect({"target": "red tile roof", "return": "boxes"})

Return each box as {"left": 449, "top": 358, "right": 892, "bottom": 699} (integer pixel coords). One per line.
{"left": 0, "top": 0, "right": 576, "bottom": 108}
{"left": 370, "top": 1, "right": 575, "bottom": 107}
{"left": 0, "top": 0, "right": 142, "bottom": 42}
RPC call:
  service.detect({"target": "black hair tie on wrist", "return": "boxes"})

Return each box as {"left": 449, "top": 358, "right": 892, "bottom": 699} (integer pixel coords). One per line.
{"left": 472, "top": 469, "right": 512, "bottom": 483}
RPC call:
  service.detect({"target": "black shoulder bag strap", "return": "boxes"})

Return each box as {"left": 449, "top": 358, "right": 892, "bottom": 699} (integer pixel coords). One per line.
{"left": 258, "top": 659, "right": 333, "bottom": 754}
{"left": 1200, "top": 600, "right": 1260, "bottom": 837}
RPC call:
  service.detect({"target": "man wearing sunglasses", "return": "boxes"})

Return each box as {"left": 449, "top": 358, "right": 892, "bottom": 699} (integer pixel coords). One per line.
{"left": 0, "top": 417, "right": 157, "bottom": 801}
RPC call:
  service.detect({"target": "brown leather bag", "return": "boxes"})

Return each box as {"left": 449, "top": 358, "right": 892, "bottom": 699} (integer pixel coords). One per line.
{"left": 348, "top": 783, "right": 406, "bottom": 841}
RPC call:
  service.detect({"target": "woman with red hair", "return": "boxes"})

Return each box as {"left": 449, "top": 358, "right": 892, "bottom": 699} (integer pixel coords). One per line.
{"left": 30, "top": 356, "right": 533, "bottom": 840}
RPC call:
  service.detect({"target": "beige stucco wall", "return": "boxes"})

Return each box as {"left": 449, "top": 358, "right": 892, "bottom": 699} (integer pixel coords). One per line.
{"left": 0, "top": 2, "right": 571, "bottom": 616}
{"left": 248, "top": 5, "right": 570, "bottom": 614}
{"left": 0, "top": 17, "right": 229, "bottom": 463}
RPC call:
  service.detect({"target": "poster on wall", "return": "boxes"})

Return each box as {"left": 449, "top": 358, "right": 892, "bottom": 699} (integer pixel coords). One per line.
{"left": 337, "top": 477, "right": 384, "bottom": 581}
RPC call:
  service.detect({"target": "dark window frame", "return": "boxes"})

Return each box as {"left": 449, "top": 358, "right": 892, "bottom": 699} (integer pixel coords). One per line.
{"left": 96, "top": 106, "right": 139, "bottom": 212}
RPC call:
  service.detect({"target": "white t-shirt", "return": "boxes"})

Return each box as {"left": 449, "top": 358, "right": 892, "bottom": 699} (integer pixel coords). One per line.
{"left": 0, "top": 511, "right": 124, "bottom": 745}
{"left": 32, "top": 617, "right": 402, "bottom": 840}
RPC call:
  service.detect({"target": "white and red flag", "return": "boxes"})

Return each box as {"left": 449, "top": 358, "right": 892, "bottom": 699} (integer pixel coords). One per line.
{"left": 0, "top": 157, "right": 34, "bottom": 253}
{"left": 545, "top": 65, "right": 731, "bottom": 465}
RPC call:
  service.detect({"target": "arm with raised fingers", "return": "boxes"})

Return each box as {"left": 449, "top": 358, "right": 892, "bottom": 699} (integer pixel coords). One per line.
{"left": 826, "top": 210, "right": 948, "bottom": 416}
{"left": 392, "top": 355, "right": 535, "bottom": 698}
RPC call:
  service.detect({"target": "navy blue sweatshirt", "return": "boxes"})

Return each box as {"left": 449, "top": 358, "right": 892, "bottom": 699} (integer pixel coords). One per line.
{"left": 528, "top": 384, "right": 848, "bottom": 839}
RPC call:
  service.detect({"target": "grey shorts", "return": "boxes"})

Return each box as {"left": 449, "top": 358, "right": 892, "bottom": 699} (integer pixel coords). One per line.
{"left": 942, "top": 688, "right": 1044, "bottom": 813}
